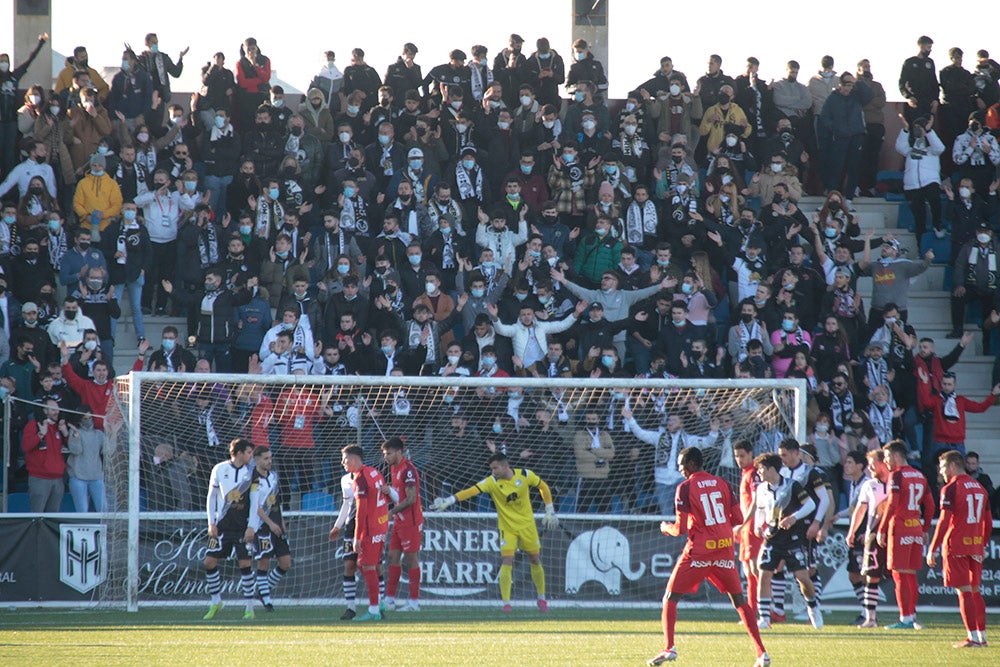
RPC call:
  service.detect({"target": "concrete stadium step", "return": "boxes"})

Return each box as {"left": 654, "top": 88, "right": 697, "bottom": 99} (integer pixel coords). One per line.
{"left": 949, "top": 358, "right": 998, "bottom": 387}
{"left": 854, "top": 265, "right": 947, "bottom": 295}
{"left": 798, "top": 196, "right": 898, "bottom": 229}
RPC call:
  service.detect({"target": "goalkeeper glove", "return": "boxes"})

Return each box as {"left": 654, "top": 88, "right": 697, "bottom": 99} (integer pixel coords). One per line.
{"left": 431, "top": 495, "right": 456, "bottom": 511}
{"left": 541, "top": 503, "right": 558, "bottom": 529}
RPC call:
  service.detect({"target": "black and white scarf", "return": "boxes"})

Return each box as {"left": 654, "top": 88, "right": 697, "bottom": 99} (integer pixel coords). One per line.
{"left": 197, "top": 406, "right": 220, "bottom": 448}
{"left": 865, "top": 357, "right": 890, "bottom": 395}
{"left": 197, "top": 224, "right": 220, "bottom": 267}
{"left": 830, "top": 391, "right": 855, "bottom": 430}
{"left": 781, "top": 326, "right": 804, "bottom": 347}
{"left": 210, "top": 123, "right": 234, "bottom": 142}
{"left": 340, "top": 195, "right": 370, "bottom": 237}
{"left": 323, "top": 230, "right": 347, "bottom": 270}
{"left": 427, "top": 199, "right": 464, "bottom": 234}
{"left": 255, "top": 199, "right": 284, "bottom": 237}
{"left": 47, "top": 229, "right": 68, "bottom": 271}
{"left": 869, "top": 403, "right": 894, "bottom": 443}
{"left": 455, "top": 163, "right": 483, "bottom": 201}
{"left": 469, "top": 62, "right": 493, "bottom": 101}
{"left": 941, "top": 392, "right": 960, "bottom": 421}
{"left": 736, "top": 320, "right": 762, "bottom": 362}
{"left": 966, "top": 244, "right": 998, "bottom": 289}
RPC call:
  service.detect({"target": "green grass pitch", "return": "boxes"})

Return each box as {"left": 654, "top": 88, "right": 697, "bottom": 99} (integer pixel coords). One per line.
{"left": 0, "top": 607, "right": 995, "bottom": 666}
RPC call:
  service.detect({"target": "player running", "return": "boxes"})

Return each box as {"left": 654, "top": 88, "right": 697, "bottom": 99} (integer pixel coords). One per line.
{"left": 846, "top": 449, "right": 890, "bottom": 628}
{"left": 333, "top": 445, "right": 389, "bottom": 621}
{"left": 203, "top": 438, "right": 256, "bottom": 620}
{"left": 248, "top": 446, "right": 292, "bottom": 612}
{"left": 753, "top": 453, "right": 823, "bottom": 630}
{"left": 432, "top": 452, "right": 558, "bottom": 612}
{"left": 927, "top": 450, "right": 992, "bottom": 648}
{"left": 648, "top": 447, "right": 769, "bottom": 667}
{"left": 380, "top": 437, "right": 424, "bottom": 612}
{"left": 877, "top": 440, "right": 934, "bottom": 630}
{"left": 734, "top": 440, "right": 764, "bottom": 618}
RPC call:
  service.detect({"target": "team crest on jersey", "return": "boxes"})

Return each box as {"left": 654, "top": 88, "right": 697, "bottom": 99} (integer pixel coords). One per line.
{"left": 225, "top": 488, "right": 243, "bottom": 503}
{"left": 515, "top": 479, "right": 522, "bottom": 487}
{"left": 59, "top": 524, "right": 106, "bottom": 594}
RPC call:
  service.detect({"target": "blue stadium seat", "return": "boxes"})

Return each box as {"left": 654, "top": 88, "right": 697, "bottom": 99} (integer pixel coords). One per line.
{"left": 301, "top": 492, "right": 337, "bottom": 512}
{"left": 897, "top": 202, "right": 915, "bottom": 231}
{"left": 6, "top": 493, "right": 30, "bottom": 512}
{"left": 919, "top": 232, "right": 950, "bottom": 262}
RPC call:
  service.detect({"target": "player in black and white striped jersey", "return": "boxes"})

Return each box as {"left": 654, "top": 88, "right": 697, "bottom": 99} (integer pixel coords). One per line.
{"left": 249, "top": 446, "right": 292, "bottom": 612}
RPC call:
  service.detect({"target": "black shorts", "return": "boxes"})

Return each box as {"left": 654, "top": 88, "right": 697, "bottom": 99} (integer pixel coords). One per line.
{"left": 847, "top": 543, "right": 865, "bottom": 574}
{"left": 342, "top": 519, "right": 357, "bottom": 562}
{"left": 861, "top": 532, "right": 888, "bottom": 579}
{"left": 206, "top": 531, "right": 250, "bottom": 561}
{"left": 805, "top": 539, "right": 818, "bottom": 570}
{"left": 758, "top": 541, "right": 809, "bottom": 573}
{"left": 256, "top": 531, "right": 291, "bottom": 559}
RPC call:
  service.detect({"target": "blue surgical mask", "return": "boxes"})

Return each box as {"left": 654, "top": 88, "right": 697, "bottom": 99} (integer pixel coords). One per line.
{"left": 343, "top": 186, "right": 356, "bottom": 198}
{"left": 604, "top": 165, "right": 617, "bottom": 174}
{"left": 97, "top": 146, "right": 110, "bottom": 156}
{"left": 516, "top": 293, "right": 528, "bottom": 301}
{"left": 408, "top": 254, "right": 422, "bottom": 266}
{"left": 595, "top": 226, "right": 608, "bottom": 236}
{"left": 275, "top": 249, "right": 290, "bottom": 259}
{"left": 481, "top": 356, "right": 496, "bottom": 368}
{"left": 409, "top": 159, "right": 423, "bottom": 170}
{"left": 347, "top": 105, "right": 360, "bottom": 114}
{"left": 281, "top": 322, "right": 294, "bottom": 331}
{"left": 184, "top": 180, "right": 197, "bottom": 191}
{"left": 336, "top": 264, "right": 350, "bottom": 275}
{"left": 91, "top": 169, "right": 104, "bottom": 177}
{"left": 520, "top": 164, "right": 533, "bottom": 175}
{"left": 574, "top": 91, "right": 585, "bottom": 102}
{"left": 562, "top": 153, "right": 575, "bottom": 164}
{"left": 441, "top": 226, "right": 452, "bottom": 235}
{"left": 824, "top": 228, "right": 837, "bottom": 238}
{"left": 214, "top": 116, "right": 226, "bottom": 129}
{"left": 121, "top": 60, "right": 131, "bottom": 72}
{"left": 471, "top": 288, "right": 485, "bottom": 298}
{"left": 381, "top": 345, "right": 395, "bottom": 355}
{"left": 2, "top": 215, "right": 15, "bottom": 225}
{"left": 782, "top": 318, "right": 795, "bottom": 331}
{"left": 378, "top": 134, "right": 391, "bottom": 145}
{"left": 239, "top": 224, "right": 252, "bottom": 235}
{"left": 0, "top": 386, "right": 9, "bottom": 400}
{"left": 601, "top": 355, "right": 615, "bottom": 368}
{"left": 672, "top": 318, "right": 686, "bottom": 326}
{"left": 529, "top": 249, "right": 541, "bottom": 258}
{"left": 656, "top": 259, "right": 670, "bottom": 267}
{"left": 492, "top": 423, "right": 503, "bottom": 434}
{"left": 162, "top": 338, "right": 176, "bottom": 351}
{"left": 462, "top": 159, "right": 475, "bottom": 170}
{"left": 123, "top": 209, "right": 137, "bottom": 222}
{"left": 48, "top": 219, "right": 61, "bottom": 232}
{"left": 268, "top": 188, "right": 280, "bottom": 199}
{"left": 681, "top": 283, "right": 693, "bottom": 294}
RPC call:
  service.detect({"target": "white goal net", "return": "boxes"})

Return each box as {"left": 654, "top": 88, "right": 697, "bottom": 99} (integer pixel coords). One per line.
{"left": 99, "top": 373, "right": 804, "bottom": 611}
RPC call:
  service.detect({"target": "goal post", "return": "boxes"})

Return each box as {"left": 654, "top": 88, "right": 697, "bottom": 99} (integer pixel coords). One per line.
{"left": 108, "top": 372, "right": 806, "bottom": 611}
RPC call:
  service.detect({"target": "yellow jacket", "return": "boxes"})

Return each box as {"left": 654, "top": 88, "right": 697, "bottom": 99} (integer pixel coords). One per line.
{"left": 54, "top": 65, "right": 110, "bottom": 101}
{"left": 699, "top": 103, "right": 750, "bottom": 154}
{"left": 73, "top": 174, "right": 123, "bottom": 230}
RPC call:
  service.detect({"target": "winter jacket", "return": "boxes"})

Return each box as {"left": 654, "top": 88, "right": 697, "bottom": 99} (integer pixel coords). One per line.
{"left": 574, "top": 429, "right": 615, "bottom": 479}
{"left": 699, "top": 103, "right": 750, "bottom": 153}
{"left": 47, "top": 311, "right": 98, "bottom": 348}
{"left": 173, "top": 285, "right": 254, "bottom": 344}
{"left": 73, "top": 173, "right": 123, "bottom": 231}
{"left": 59, "top": 246, "right": 109, "bottom": 290}
{"left": 109, "top": 69, "right": 153, "bottom": 120}
{"left": 202, "top": 127, "right": 242, "bottom": 178}
{"left": 572, "top": 234, "right": 623, "bottom": 284}
{"left": 67, "top": 106, "right": 113, "bottom": 170}
{"left": 67, "top": 425, "right": 109, "bottom": 481}
{"left": 101, "top": 220, "right": 152, "bottom": 284}
{"left": 492, "top": 312, "right": 578, "bottom": 360}
{"left": 895, "top": 129, "right": 945, "bottom": 190}
{"left": 232, "top": 294, "right": 273, "bottom": 352}
{"left": 22, "top": 420, "right": 67, "bottom": 479}
{"left": 818, "top": 80, "right": 874, "bottom": 142}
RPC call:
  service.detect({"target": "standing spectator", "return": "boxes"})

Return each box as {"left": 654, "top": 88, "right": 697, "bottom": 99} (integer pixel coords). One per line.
{"left": 860, "top": 238, "right": 931, "bottom": 327}
{"left": 0, "top": 139, "right": 56, "bottom": 201}
{"left": 0, "top": 338, "right": 38, "bottom": 399}
{"left": 895, "top": 115, "right": 945, "bottom": 239}
{"left": 952, "top": 113, "right": 1000, "bottom": 197}
{"left": 898, "top": 36, "right": 939, "bottom": 124}
{"left": 524, "top": 38, "right": 565, "bottom": 108}
{"left": 147, "top": 325, "right": 197, "bottom": 372}
{"left": 771, "top": 60, "right": 812, "bottom": 134}
{"left": 197, "top": 53, "right": 235, "bottom": 129}
{"left": 492, "top": 36, "right": 526, "bottom": 109}
{"left": 343, "top": 48, "right": 383, "bottom": 111}
{"left": 698, "top": 85, "right": 749, "bottom": 162}
{"left": 75, "top": 266, "right": 121, "bottom": 361}
{"left": 856, "top": 59, "right": 887, "bottom": 196}
{"left": 235, "top": 38, "right": 271, "bottom": 132}
{"left": 135, "top": 171, "right": 197, "bottom": 314}
{"left": 573, "top": 407, "right": 616, "bottom": 513}
{"left": 102, "top": 202, "right": 151, "bottom": 345}
{"left": 138, "top": 33, "right": 188, "bottom": 100}
{"left": 21, "top": 399, "right": 67, "bottom": 512}
{"left": 67, "top": 408, "right": 110, "bottom": 512}
{"left": 202, "top": 108, "right": 241, "bottom": 217}
{"left": 950, "top": 223, "right": 999, "bottom": 345}
{"left": 67, "top": 89, "right": 112, "bottom": 174}
{"left": 938, "top": 48, "right": 977, "bottom": 155}
{"left": 694, "top": 55, "right": 737, "bottom": 122}
{"left": 384, "top": 44, "right": 421, "bottom": 104}
{"left": 916, "top": 366, "right": 999, "bottom": 459}
{"left": 817, "top": 72, "right": 873, "bottom": 203}
{"left": 0, "top": 33, "right": 47, "bottom": 176}
{"left": 566, "top": 39, "right": 607, "bottom": 100}
{"left": 109, "top": 49, "right": 153, "bottom": 130}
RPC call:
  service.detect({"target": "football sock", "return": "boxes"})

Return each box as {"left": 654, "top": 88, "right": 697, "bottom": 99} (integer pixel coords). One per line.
{"left": 499, "top": 564, "right": 513, "bottom": 602}
{"left": 747, "top": 571, "right": 759, "bottom": 614}
{"left": 863, "top": 581, "right": 879, "bottom": 621}
{"left": 758, "top": 597, "right": 771, "bottom": 625}
{"left": 205, "top": 567, "right": 221, "bottom": 605}
{"left": 268, "top": 566, "right": 286, "bottom": 589}
{"left": 771, "top": 576, "right": 786, "bottom": 615}
{"left": 379, "top": 573, "right": 386, "bottom": 602}
{"left": 974, "top": 592, "right": 987, "bottom": 634}
{"left": 805, "top": 596, "right": 817, "bottom": 609}
{"left": 663, "top": 598, "right": 678, "bottom": 649}
{"left": 891, "top": 571, "right": 906, "bottom": 620}
{"left": 852, "top": 580, "right": 865, "bottom": 605}
{"left": 903, "top": 572, "right": 918, "bottom": 618}
{"left": 362, "top": 569, "right": 380, "bottom": 608}
{"left": 387, "top": 565, "right": 402, "bottom": 599}
{"left": 530, "top": 563, "right": 546, "bottom": 599}
{"left": 810, "top": 572, "right": 823, "bottom": 605}
{"left": 240, "top": 566, "right": 254, "bottom": 609}
{"left": 960, "top": 591, "right": 975, "bottom": 638}
{"left": 256, "top": 569, "right": 272, "bottom": 604}
{"left": 407, "top": 567, "right": 421, "bottom": 601}
{"left": 738, "top": 603, "right": 766, "bottom": 655}
{"left": 343, "top": 574, "right": 356, "bottom": 609}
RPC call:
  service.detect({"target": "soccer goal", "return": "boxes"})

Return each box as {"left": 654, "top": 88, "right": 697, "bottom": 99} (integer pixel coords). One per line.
{"left": 99, "top": 373, "right": 806, "bottom": 611}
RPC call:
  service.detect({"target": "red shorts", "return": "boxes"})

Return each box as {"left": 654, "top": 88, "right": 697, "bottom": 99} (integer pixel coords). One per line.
{"left": 943, "top": 552, "right": 984, "bottom": 589}
{"left": 356, "top": 532, "right": 387, "bottom": 566}
{"left": 667, "top": 552, "right": 742, "bottom": 596}
{"left": 887, "top": 533, "right": 924, "bottom": 571}
{"left": 739, "top": 530, "right": 763, "bottom": 563}
{"left": 390, "top": 522, "right": 423, "bottom": 553}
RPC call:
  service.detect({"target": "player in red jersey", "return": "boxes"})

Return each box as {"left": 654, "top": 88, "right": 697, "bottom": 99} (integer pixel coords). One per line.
{"left": 341, "top": 444, "right": 389, "bottom": 621}
{"left": 927, "top": 450, "right": 992, "bottom": 648}
{"left": 380, "top": 437, "right": 424, "bottom": 612}
{"left": 648, "top": 447, "right": 769, "bottom": 667}
{"left": 734, "top": 440, "right": 764, "bottom": 616}
{"left": 876, "top": 440, "right": 935, "bottom": 630}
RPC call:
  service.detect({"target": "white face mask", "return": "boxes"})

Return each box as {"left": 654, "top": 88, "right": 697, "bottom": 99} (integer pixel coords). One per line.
{"left": 959, "top": 187, "right": 971, "bottom": 199}
{"left": 669, "top": 84, "right": 681, "bottom": 96}
{"left": 447, "top": 354, "right": 461, "bottom": 365}
{"left": 978, "top": 233, "right": 991, "bottom": 244}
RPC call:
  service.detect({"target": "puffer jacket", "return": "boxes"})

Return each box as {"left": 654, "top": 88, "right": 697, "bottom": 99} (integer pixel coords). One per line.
{"left": 895, "top": 129, "right": 944, "bottom": 190}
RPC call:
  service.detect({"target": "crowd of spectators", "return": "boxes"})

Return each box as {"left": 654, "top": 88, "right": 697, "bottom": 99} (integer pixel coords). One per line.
{"left": 1, "top": 31, "right": 999, "bottom": 515}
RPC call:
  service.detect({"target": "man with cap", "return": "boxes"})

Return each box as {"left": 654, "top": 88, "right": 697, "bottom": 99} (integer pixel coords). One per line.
{"left": 950, "top": 222, "right": 999, "bottom": 347}
{"left": 11, "top": 302, "right": 52, "bottom": 368}
{"left": 424, "top": 49, "right": 472, "bottom": 102}
{"left": 860, "top": 235, "right": 932, "bottom": 330}
{"left": 72, "top": 153, "right": 123, "bottom": 238}
{"left": 387, "top": 147, "right": 437, "bottom": 208}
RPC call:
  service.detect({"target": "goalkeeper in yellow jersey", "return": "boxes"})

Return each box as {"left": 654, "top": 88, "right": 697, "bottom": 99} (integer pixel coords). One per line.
{"left": 432, "top": 452, "right": 558, "bottom": 612}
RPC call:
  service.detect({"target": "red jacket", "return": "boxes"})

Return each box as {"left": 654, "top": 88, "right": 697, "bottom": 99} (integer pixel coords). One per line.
{"left": 917, "top": 380, "right": 996, "bottom": 444}
{"left": 63, "top": 358, "right": 144, "bottom": 428}
{"left": 22, "top": 419, "right": 67, "bottom": 479}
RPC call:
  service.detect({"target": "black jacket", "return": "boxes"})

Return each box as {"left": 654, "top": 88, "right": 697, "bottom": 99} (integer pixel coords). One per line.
{"left": 174, "top": 285, "right": 253, "bottom": 344}
{"left": 101, "top": 220, "right": 152, "bottom": 285}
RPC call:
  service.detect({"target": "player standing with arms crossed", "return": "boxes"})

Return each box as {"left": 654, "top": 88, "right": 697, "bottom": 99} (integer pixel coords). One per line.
{"left": 380, "top": 437, "right": 424, "bottom": 612}
{"left": 877, "top": 440, "right": 934, "bottom": 630}
{"left": 926, "top": 450, "right": 992, "bottom": 648}
{"left": 203, "top": 438, "right": 256, "bottom": 620}
{"left": 248, "top": 446, "right": 292, "bottom": 612}
{"left": 432, "top": 452, "right": 558, "bottom": 612}
{"left": 846, "top": 449, "right": 890, "bottom": 628}
{"left": 337, "top": 445, "right": 389, "bottom": 621}
{"left": 648, "top": 447, "right": 769, "bottom": 666}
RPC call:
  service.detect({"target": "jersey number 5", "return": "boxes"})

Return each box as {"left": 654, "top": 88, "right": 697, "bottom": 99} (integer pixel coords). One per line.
{"left": 966, "top": 493, "right": 984, "bottom": 524}
{"left": 700, "top": 491, "right": 728, "bottom": 526}
{"left": 907, "top": 483, "right": 924, "bottom": 512}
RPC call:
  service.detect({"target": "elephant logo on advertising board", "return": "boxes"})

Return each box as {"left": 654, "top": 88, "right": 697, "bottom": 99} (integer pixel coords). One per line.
{"left": 565, "top": 526, "right": 646, "bottom": 595}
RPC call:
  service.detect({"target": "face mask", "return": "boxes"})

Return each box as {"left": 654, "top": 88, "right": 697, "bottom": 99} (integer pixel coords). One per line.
{"left": 583, "top": 120, "right": 596, "bottom": 131}
{"left": 121, "top": 61, "right": 131, "bottom": 72}
{"left": 84, "top": 340, "right": 98, "bottom": 351}
{"left": 978, "top": 233, "right": 991, "bottom": 244}
{"left": 425, "top": 282, "right": 438, "bottom": 294}
{"left": 672, "top": 318, "right": 685, "bottom": 327}
{"left": 123, "top": 209, "right": 137, "bottom": 222}
{"left": 884, "top": 317, "right": 897, "bottom": 326}
{"left": 0, "top": 62, "right": 8, "bottom": 73}
{"left": 824, "top": 228, "right": 837, "bottom": 238}
{"left": 740, "top": 313, "right": 754, "bottom": 324}
{"left": 64, "top": 309, "right": 77, "bottom": 320}
{"left": 562, "top": 153, "right": 575, "bottom": 164}
{"left": 470, "top": 287, "right": 485, "bottom": 298}
{"left": 676, "top": 184, "right": 687, "bottom": 194}
{"left": 669, "top": 84, "right": 681, "bottom": 96}
{"left": 543, "top": 120, "right": 555, "bottom": 129}
{"left": 136, "top": 131, "right": 150, "bottom": 143}
{"left": 381, "top": 345, "right": 395, "bottom": 356}
{"left": 327, "top": 60, "right": 336, "bottom": 69}
{"left": 574, "top": 91, "right": 585, "bottom": 102}
{"left": 279, "top": 322, "right": 295, "bottom": 332}
{"left": 408, "top": 254, "right": 422, "bottom": 266}
{"left": 268, "top": 188, "right": 280, "bottom": 199}
{"left": 455, "top": 123, "right": 469, "bottom": 133}
{"left": 49, "top": 105, "right": 60, "bottom": 115}
{"left": 681, "top": 283, "right": 693, "bottom": 294}
{"left": 409, "top": 158, "right": 423, "bottom": 170}
{"left": 721, "top": 175, "right": 733, "bottom": 185}
{"left": 0, "top": 386, "right": 8, "bottom": 400}
{"left": 497, "top": 121, "right": 511, "bottom": 131}
{"left": 519, "top": 163, "right": 533, "bottom": 175}
{"left": 378, "top": 134, "right": 391, "bottom": 145}
{"left": 784, "top": 282, "right": 795, "bottom": 291}
{"left": 462, "top": 159, "right": 475, "bottom": 170}
{"left": 520, "top": 95, "right": 532, "bottom": 106}
{"left": 725, "top": 136, "right": 738, "bottom": 147}
{"left": 575, "top": 51, "right": 586, "bottom": 62}
{"left": 603, "top": 165, "right": 617, "bottom": 175}
{"left": 624, "top": 102, "right": 636, "bottom": 113}
{"left": 97, "top": 145, "right": 111, "bottom": 156}
{"left": 239, "top": 224, "right": 252, "bottom": 236}
{"left": 601, "top": 355, "right": 615, "bottom": 368}
{"left": 720, "top": 195, "right": 730, "bottom": 203}
{"left": 481, "top": 357, "right": 496, "bottom": 368}
{"left": 595, "top": 226, "right": 608, "bottom": 237}
{"left": 717, "top": 93, "right": 730, "bottom": 105}
{"left": 515, "top": 292, "right": 528, "bottom": 302}
{"left": 347, "top": 105, "right": 360, "bottom": 114}
{"left": 623, "top": 124, "right": 638, "bottom": 137}
{"left": 447, "top": 354, "right": 461, "bottom": 365}
{"left": 492, "top": 423, "right": 503, "bottom": 434}
{"left": 782, "top": 319, "right": 795, "bottom": 331}
{"left": 342, "top": 185, "right": 357, "bottom": 199}
{"left": 78, "top": 241, "right": 90, "bottom": 251}
{"left": 671, "top": 155, "right": 684, "bottom": 165}
{"left": 333, "top": 264, "right": 350, "bottom": 276}
{"left": 162, "top": 339, "right": 176, "bottom": 352}
{"left": 87, "top": 279, "right": 103, "bottom": 291}
{"left": 656, "top": 258, "right": 670, "bottom": 267}
{"left": 48, "top": 219, "right": 61, "bottom": 232}
{"left": 275, "top": 249, "right": 289, "bottom": 259}
{"left": 91, "top": 169, "right": 104, "bottom": 177}
{"left": 815, "top": 424, "right": 829, "bottom": 434}
{"left": 771, "top": 163, "right": 783, "bottom": 173}
{"left": 450, "top": 100, "right": 463, "bottom": 110}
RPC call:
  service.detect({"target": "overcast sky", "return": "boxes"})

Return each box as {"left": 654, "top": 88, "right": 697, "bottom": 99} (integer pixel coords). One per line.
{"left": 2, "top": 0, "right": 996, "bottom": 101}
